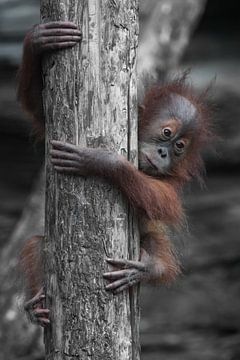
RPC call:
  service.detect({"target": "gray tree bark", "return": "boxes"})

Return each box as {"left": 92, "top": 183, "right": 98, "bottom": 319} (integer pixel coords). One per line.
{"left": 41, "top": 1, "right": 140, "bottom": 359}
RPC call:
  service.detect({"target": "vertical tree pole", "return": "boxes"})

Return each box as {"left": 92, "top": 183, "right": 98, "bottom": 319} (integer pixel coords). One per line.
{"left": 41, "top": 1, "right": 140, "bottom": 359}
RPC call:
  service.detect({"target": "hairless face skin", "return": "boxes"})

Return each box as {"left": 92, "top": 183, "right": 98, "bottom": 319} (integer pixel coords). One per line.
{"left": 18, "top": 21, "right": 212, "bottom": 328}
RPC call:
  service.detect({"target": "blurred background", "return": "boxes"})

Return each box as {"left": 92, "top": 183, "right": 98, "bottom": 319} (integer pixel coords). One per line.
{"left": 0, "top": 0, "right": 240, "bottom": 359}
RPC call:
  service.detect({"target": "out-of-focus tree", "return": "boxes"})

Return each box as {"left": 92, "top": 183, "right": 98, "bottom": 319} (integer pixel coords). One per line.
{"left": 138, "top": 0, "right": 207, "bottom": 77}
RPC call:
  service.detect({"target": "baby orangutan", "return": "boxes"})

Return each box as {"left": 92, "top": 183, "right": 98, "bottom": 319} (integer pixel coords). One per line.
{"left": 18, "top": 22, "right": 212, "bottom": 327}
{"left": 50, "top": 83, "right": 211, "bottom": 292}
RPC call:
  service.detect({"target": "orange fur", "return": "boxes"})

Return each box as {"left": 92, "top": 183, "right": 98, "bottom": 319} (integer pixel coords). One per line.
{"left": 19, "top": 235, "right": 43, "bottom": 296}
{"left": 17, "top": 32, "right": 44, "bottom": 138}
{"left": 134, "top": 76, "right": 214, "bottom": 284}
{"left": 113, "top": 160, "right": 183, "bottom": 225}
{"left": 142, "top": 231, "right": 181, "bottom": 284}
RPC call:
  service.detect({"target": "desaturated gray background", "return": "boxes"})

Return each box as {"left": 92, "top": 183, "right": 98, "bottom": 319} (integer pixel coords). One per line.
{"left": 0, "top": 1, "right": 240, "bottom": 359}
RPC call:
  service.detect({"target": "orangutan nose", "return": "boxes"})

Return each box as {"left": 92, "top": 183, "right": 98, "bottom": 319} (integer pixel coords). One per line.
{"left": 158, "top": 147, "right": 167, "bottom": 158}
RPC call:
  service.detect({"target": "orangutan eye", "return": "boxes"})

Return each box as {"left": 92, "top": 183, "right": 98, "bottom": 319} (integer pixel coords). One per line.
{"left": 162, "top": 127, "right": 172, "bottom": 139}
{"left": 175, "top": 140, "right": 185, "bottom": 154}
{"left": 176, "top": 141, "right": 184, "bottom": 149}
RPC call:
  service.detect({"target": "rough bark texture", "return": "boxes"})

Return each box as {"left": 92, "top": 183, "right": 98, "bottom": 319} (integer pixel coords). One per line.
{"left": 41, "top": 1, "right": 140, "bottom": 359}
{"left": 138, "top": 0, "right": 207, "bottom": 78}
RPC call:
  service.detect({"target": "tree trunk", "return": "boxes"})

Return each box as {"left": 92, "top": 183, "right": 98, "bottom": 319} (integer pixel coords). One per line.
{"left": 41, "top": 1, "right": 140, "bottom": 359}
